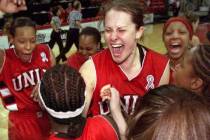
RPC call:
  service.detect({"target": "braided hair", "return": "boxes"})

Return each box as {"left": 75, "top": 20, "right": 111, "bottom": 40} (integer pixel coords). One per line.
{"left": 192, "top": 45, "right": 210, "bottom": 98}
{"left": 40, "top": 64, "right": 86, "bottom": 138}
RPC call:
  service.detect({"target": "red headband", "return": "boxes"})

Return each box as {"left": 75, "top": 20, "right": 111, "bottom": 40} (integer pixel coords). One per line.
{"left": 163, "top": 17, "right": 193, "bottom": 39}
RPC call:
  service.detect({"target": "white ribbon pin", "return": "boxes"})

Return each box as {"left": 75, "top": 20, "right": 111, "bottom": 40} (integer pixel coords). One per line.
{"left": 40, "top": 52, "right": 48, "bottom": 62}
{"left": 146, "top": 75, "right": 154, "bottom": 90}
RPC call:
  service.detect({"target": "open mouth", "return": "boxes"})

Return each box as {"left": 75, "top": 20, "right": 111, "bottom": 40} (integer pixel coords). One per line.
{"left": 20, "top": 54, "right": 32, "bottom": 62}
{"left": 111, "top": 44, "right": 123, "bottom": 57}
{"left": 168, "top": 42, "right": 182, "bottom": 54}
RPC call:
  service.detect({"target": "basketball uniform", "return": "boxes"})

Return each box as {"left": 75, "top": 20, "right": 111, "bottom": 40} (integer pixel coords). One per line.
{"left": 0, "top": 44, "right": 52, "bottom": 140}
{"left": 67, "top": 52, "right": 87, "bottom": 71}
{"left": 48, "top": 115, "right": 119, "bottom": 140}
{"left": 90, "top": 45, "right": 169, "bottom": 116}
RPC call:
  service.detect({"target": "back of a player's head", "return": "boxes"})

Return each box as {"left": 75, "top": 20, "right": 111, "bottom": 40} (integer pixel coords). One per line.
{"left": 127, "top": 85, "right": 210, "bottom": 140}
{"left": 39, "top": 64, "right": 86, "bottom": 137}
{"left": 10, "top": 17, "right": 36, "bottom": 36}
{"left": 191, "top": 44, "right": 210, "bottom": 97}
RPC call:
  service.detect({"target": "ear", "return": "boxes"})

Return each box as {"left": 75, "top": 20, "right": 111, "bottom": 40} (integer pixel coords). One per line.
{"left": 190, "top": 77, "right": 203, "bottom": 91}
{"left": 136, "top": 26, "right": 144, "bottom": 39}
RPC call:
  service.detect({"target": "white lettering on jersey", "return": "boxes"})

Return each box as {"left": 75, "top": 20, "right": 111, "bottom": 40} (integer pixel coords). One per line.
{"left": 12, "top": 68, "right": 46, "bottom": 91}
{"left": 99, "top": 95, "right": 140, "bottom": 116}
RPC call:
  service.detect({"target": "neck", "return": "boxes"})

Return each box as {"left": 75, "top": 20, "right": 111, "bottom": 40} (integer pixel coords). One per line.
{"left": 51, "top": 121, "right": 68, "bottom": 134}
{"left": 119, "top": 47, "right": 141, "bottom": 80}
{"left": 170, "top": 57, "right": 183, "bottom": 70}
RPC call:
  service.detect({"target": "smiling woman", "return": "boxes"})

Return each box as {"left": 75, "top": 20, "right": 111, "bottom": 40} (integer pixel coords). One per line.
{"left": 0, "top": 17, "right": 55, "bottom": 140}
{"left": 79, "top": 0, "right": 170, "bottom": 118}
{"left": 162, "top": 16, "right": 193, "bottom": 70}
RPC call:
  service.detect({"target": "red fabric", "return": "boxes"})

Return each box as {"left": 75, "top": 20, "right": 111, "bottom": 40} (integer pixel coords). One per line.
{"left": 0, "top": 44, "right": 52, "bottom": 139}
{"left": 163, "top": 17, "right": 193, "bottom": 39}
{"left": 48, "top": 116, "right": 119, "bottom": 140}
{"left": 9, "top": 111, "right": 50, "bottom": 140}
{"left": 67, "top": 52, "right": 88, "bottom": 71}
{"left": 81, "top": 116, "right": 119, "bottom": 140}
{"left": 90, "top": 48, "right": 169, "bottom": 116}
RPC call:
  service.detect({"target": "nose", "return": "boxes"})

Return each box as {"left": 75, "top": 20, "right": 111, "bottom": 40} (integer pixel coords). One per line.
{"left": 110, "top": 31, "right": 118, "bottom": 41}
{"left": 24, "top": 42, "right": 32, "bottom": 52}
{"left": 172, "top": 30, "right": 179, "bottom": 38}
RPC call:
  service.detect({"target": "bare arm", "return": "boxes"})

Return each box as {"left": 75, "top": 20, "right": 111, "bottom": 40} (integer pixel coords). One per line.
{"left": 49, "top": 48, "right": 56, "bottom": 67}
{"left": 100, "top": 85, "right": 127, "bottom": 140}
{"left": 79, "top": 59, "right": 96, "bottom": 116}
{"left": 51, "top": 22, "right": 58, "bottom": 32}
{"left": 0, "top": 49, "right": 5, "bottom": 73}
{"left": 158, "top": 61, "right": 170, "bottom": 86}
{"left": 75, "top": 20, "right": 82, "bottom": 29}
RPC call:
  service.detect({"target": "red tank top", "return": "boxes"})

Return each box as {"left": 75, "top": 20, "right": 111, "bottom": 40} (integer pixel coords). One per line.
{"left": 0, "top": 44, "right": 52, "bottom": 112}
{"left": 90, "top": 47, "right": 169, "bottom": 116}
{"left": 48, "top": 116, "right": 119, "bottom": 140}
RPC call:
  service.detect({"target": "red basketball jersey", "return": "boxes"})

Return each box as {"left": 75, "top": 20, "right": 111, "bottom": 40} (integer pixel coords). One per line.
{"left": 67, "top": 52, "right": 87, "bottom": 71}
{"left": 81, "top": 115, "right": 119, "bottom": 140}
{"left": 48, "top": 115, "right": 119, "bottom": 140}
{"left": 90, "top": 47, "right": 169, "bottom": 116}
{"left": 0, "top": 44, "right": 52, "bottom": 112}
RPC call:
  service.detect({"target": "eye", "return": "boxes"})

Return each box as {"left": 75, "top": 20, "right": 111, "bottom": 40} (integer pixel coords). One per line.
{"left": 105, "top": 28, "right": 112, "bottom": 33}
{"left": 118, "top": 29, "right": 125, "bottom": 33}
{"left": 18, "top": 40, "right": 25, "bottom": 44}
{"left": 31, "top": 40, "right": 36, "bottom": 43}
{"left": 179, "top": 30, "right": 187, "bottom": 34}
{"left": 165, "top": 31, "right": 172, "bottom": 36}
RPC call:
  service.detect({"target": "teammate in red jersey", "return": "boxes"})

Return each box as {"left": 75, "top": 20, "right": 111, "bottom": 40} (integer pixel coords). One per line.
{"left": 0, "top": 17, "right": 55, "bottom": 140}
{"left": 79, "top": 0, "right": 170, "bottom": 117}
{"left": 162, "top": 16, "right": 193, "bottom": 83}
{"left": 39, "top": 64, "right": 126, "bottom": 140}
{"left": 66, "top": 27, "right": 102, "bottom": 70}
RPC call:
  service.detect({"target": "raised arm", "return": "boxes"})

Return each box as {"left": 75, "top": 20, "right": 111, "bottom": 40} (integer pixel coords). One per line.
{"left": 79, "top": 59, "right": 96, "bottom": 116}
{"left": 49, "top": 48, "right": 56, "bottom": 67}
{"left": 100, "top": 85, "right": 127, "bottom": 140}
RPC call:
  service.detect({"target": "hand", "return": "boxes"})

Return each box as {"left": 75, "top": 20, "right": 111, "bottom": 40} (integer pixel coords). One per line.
{"left": 0, "top": 0, "right": 27, "bottom": 13}
{"left": 100, "top": 84, "right": 127, "bottom": 140}
{"left": 30, "top": 84, "right": 39, "bottom": 102}
{"left": 100, "top": 84, "right": 121, "bottom": 112}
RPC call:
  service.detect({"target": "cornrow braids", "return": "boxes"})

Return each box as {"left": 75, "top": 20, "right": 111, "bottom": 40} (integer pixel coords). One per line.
{"left": 192, "top": 45, "right": 210, "bottom": 97}
{"left": 40, "top": 64, "right": 86, "bottom": 138}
